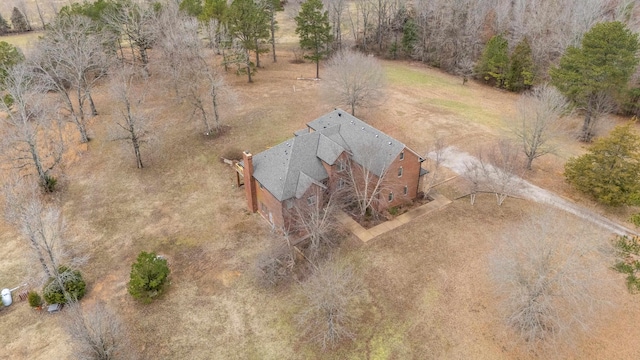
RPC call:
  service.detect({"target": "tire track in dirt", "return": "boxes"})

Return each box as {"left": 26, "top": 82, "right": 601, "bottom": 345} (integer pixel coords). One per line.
{"left": 431, "top": 146, "right": 639, "bottom": 237}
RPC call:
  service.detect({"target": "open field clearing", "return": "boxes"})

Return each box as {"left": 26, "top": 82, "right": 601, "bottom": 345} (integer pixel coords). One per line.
{"left": 1, "top": 9, "right": 640, "bottom": 360}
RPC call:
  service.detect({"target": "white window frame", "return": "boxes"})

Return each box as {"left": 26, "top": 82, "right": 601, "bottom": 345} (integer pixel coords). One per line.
{"left": 403, "top": 185, "right": 408, "bottom": 196}
{"left": 307, "top": 195, "right": 316, "bottom": 206}
{"left": 388, "top": 192, "right": 394, "bottom": 202}
{"left": 398, "top": 167, "right": 403, "bottom": 178}
{"left": 399, "top": 151, "right": 405, "bottom": 161}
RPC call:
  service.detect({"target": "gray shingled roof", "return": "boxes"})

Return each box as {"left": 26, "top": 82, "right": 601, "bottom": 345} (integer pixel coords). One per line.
{"left": 252, "top": 109, "right": 406, "bottom": 202}
{"left": 308, "top": 109, "right": 405, "bottom": 177}
{"left": 252, "top": 132, "right": 329, "bottom": 202}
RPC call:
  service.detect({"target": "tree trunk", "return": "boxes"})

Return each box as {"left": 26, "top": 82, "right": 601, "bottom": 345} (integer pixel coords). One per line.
{"left": 580, "top": 110, "right": 593, "bottom": 142}
{"left": 525, "top": 156, "right": 533, "bottom": 171}
{"left": 86, "top": 90, "right": 98, "bottom": 116}
{"left": 125, "top": 100, "right": 143, "bottom": 168}
{"left": 246, "top": 49, "right": 253, "bottom": 83}
{"left": 75, "top": 87, "right": 89, "bottom": 143}
{"left": 255, "top": 39, "right": 261, "bottom": 68}
{"left": 316, "top": 58, "right": 320, "bottom": 79}
{"left": 35, "top": 0, "right": 45, "bottom": 29}
{"left": 132, "top": 135, "right": 143, "bottom": 169}
{"left": 270, "top": 12, "right": 277, "bottom": 62}
{"left": 211, "top": 84, "right": 220, "bottom": 132}
{"left": 29, "top": 141, "right": 46, "bottom": 183}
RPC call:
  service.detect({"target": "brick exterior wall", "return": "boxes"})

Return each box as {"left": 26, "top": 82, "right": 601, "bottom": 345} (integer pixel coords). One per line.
{"left": 382, "top": 147, "right": 422, "bottom": 210}
{"left": 255, "top": 180, "right": 285, "bottom": 229}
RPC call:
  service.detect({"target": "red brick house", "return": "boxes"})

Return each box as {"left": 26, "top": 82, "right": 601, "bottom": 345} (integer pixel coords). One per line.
{"left": 241, "top": 109, "right": 426, "bottom": 231}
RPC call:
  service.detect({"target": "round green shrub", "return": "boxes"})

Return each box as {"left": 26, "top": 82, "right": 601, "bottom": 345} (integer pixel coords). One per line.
{"left": 43, "top": 266, "right": 86, "bottom": 304}
{"left": 27, "top": 291, "right": 42, "bottom": 308}
{"left": 128, "top": 251, "right": 170, "bottom": 304}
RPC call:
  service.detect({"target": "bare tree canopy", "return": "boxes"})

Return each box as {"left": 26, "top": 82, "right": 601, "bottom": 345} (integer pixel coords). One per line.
{"left": 513, "top": 84, "right": 570, "bottom": 170}
{"left": 109, "top": 65, "right": 150, "bottom": 169}
{"left": 31, "top": 14, "right": 109, "bottom": 143}
{"left": 0, "top": 63, "right": 64, "bottom": 188}
{"left": 490, "top": 210, "right": 616, "bottom": 353}
{"left": 296, "top": 261, "right": 365, "bottom": 350}
{"left": 323, "top": 50, "right": 385, "bottom": 116}
{"left": 462, "top": 140, "right": 522, "bottom": 205}
{"left": 63, "top": 301, "right": 133, "bottom": 360}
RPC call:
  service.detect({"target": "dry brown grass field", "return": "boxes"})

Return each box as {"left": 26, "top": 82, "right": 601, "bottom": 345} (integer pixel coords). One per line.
{"left": 1, "top": 11, "right": 640, "bottom": 360}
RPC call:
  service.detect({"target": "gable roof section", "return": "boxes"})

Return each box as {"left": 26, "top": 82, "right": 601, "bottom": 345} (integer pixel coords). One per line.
{"left": 308, "top": 109, "right": 405, "bottom": 177}
{"left": 252, "top": 132, "right": 328, "bottom": 202}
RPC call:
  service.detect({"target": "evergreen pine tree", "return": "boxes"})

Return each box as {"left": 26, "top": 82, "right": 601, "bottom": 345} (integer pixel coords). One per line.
{"left": 11, "top": 7, "right": 29, "bottom": 32}
{"left": 506, "top": 38, "right": 535, "bottom": 92}
{"left": 551, "top": 21, "right": 639, "bottom": 141}
{"left": 401, "top": 19, "right": 418, "bottom": 56}
{"left": 565, "top": 123, "right": 640, "bottom": 206}
{"left": 295, "top": 0, "right": 333, "bottom": 79}
{"left": 0, "top": 13, "right": 9, "bottom": 35}
{"left": 475, "top": 34, "right": 509, "bottom": 88}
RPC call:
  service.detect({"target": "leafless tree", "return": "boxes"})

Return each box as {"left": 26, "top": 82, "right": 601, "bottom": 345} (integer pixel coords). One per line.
{"left": 579, "top": 91, "right": 618, "bottom": 142}
{"left": 165, "top": 15, "right": 235, "bottom": 136}
{"left": 296, "top": 261, "right": 365, "bottom": 351}
{"left": 109, "top": 65, "right": 150, "bottom": 169}
{"left": 102, "top": 1, "right": 156, "bottom": 73}
{"left": 347, "top": 0, "right": 374, "bottom": 52}
{"left": 323, "top": 0, "right": 346, "bottom": 50}
{"left": 462, "top": 158, "right": 483, "bottom": 205}
{"left": 490, "top": 210, "right": 615, "bottom": 353}
{"left": 254, "top": 236, "right": 297, "bottom": 288}
{"left": 33, "top": 0, "right": 46, "bottom": 29}
{"left": 286, "top": 191, "right": 339, "bottom": 261}
{"left": 0, "top": 63, "right": 64, "bottom": 187}
{"left": 32, "top": 15, "right": 109, "bottom": 143}
{"left": 323, "top": 50, "right": 385, "bottom": 116}
{"left": 411, "top": 0, "right": 487, "bottom": 73}
{"left": 338, "top": 153, "right": 391, "bottom": 219}
{"left": 63, "top": 301, "right": 132, "bottom": 360}
{"left": 3, "top": 177, "right": 61, "bottom": 279}
{"left": 461, "top": 140, "right": 522, "bottom": 206}
{"left": 481, "top": 140, "right": 523, "bottom": 206}
{"left": 2, "top": 177, "right": 85, "bottom": 303}
{"left": 513, "top": 84, "right": 570, "bottom": 170}
{"left": 422, "top": 136, "right": 446, "bottom": 197}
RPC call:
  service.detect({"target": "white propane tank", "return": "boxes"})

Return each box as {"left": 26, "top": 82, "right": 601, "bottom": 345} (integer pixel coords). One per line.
{"left": 1, "top": 288, "right": 11, "bottom": 306}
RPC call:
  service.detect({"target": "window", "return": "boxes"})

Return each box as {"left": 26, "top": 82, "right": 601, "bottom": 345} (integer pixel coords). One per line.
{"left": 307, "top": 195, "right": 316, "bottom": 206}
{"left": 337, "top": 178, "right": 345, "bottom": 190}
{"left": 398, "top": 167, "right": 403, "bottom": 177}
{"left": 285, "top": 200, "right": 293, "bottom": 209}
{"left": 338, "top": 159, "right": 346, "bottom": 172}
{"left": 260, "top": 202, "right": 267, "bottom": 214}
{"left": 388, "top": 192, "right": 394, "bottom": 202}
{"left": 399, "top": 151, "right": 405, "bottom": 160}
{"left": 403, "top": 185, "right": 408, "bottom": 195}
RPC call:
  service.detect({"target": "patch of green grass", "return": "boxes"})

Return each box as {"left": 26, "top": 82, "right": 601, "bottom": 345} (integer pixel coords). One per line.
{"left": 385, "top": 64, "right": 454, "bottom": 88}
{"left": 1, "top": 32, "right": 41, "bottom": 52}
{"left": 424, "top": 98, "right": 502, "bottom": 127}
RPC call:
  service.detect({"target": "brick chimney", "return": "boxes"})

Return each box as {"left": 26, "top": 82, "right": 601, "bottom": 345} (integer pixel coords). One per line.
{"left": 242, "top": 151, "right": 257, "bottom": 213}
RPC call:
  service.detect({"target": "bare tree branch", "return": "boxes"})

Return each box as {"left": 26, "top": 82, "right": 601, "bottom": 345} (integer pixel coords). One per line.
{"left": 513, "top": 84, "right": 570, "bottom": 170}
{"left": 323, "top": 50, "right": 385, "bottom": 116}
{"left": 63, "top": 301, "right": 133, "bottom": 360}
{"left": 490, "top": 210, "right": 616, "bottom": 353}
{"left": 296, "top": 260, "right": 365, "bottom": 351}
